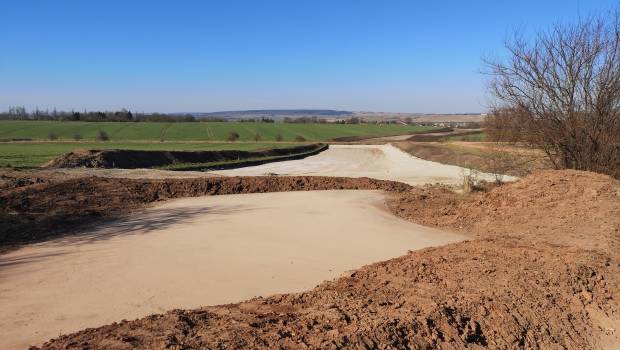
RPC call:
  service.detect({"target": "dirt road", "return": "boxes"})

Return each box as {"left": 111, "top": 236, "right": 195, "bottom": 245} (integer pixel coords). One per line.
{"left": 212, "top": 144, "right": 516, "bottom": 185}
{"left": 0, "top": 190, "right": 464, "bottom": 350}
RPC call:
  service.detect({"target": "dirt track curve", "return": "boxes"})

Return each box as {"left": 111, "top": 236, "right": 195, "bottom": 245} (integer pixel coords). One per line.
{"left": 212, "top": 144, "right": 518, "bottom": 185}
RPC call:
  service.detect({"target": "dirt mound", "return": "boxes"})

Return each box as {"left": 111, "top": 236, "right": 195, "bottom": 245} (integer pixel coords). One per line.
{"left": 35, "top": 239, "right": 619, "bottom": 349}
{"left": 43, "top": 143, "right": 327, "bottom": 169}
{"left": 388, "top": 170, "right": 620, "bottom": 253}
{"left": 0, "top": 175, "right": 410, "bottom": 247}
{"left": 10, "top": 169, "right": 620, "bottom": 348}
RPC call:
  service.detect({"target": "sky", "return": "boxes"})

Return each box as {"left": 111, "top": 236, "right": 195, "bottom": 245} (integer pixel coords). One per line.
{"left": 1, "top": 0, "right": 618, "bottom": 114}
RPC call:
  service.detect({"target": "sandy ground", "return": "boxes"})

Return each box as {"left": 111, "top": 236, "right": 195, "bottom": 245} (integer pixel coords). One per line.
{"left": 212, "top": 144, "right": 517, "bottom": 185}
{"left": 0, "top": 190, "right": 464, "bottom": 350}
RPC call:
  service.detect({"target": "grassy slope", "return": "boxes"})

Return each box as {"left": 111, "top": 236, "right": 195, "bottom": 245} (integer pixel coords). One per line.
{"left": 442, "top": 132, "right": 487, "bottom": 142}
{"left": 0, "top": 121, "right": 434, "bottom": 142}
{"left": 0, "top": 142, "right": 296, "bottom": 167}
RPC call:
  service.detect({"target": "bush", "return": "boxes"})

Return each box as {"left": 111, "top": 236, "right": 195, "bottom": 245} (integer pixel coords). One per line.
{"left": 227, "top": 132, "right": 240, "bottom": 142}
{"left": 486, "top": 12, "right": 620, "bottom": 178}
{"left": 275, "top": 134, "right": 284, "bottom": 142}
{"left": 253, "top": 133, "right": 262, "bottom": 142}
{"left": 72, "top": 133, "right": 82, "bottom": 141}
{"left": 96, "top": 130, "right": 110, "bottom": 141}
{"left": 48, "top": 132, "right": 58, "bottom": 141}
{"left": 294, "top": 135, "right": 306, "bottom": 142}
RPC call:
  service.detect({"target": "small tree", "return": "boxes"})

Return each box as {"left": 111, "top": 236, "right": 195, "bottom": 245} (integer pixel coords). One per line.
{"left": 73, "top": 133, "right": 83, "bottom": 141}
{"left": 485, "top": 11, "right": 620, "bottom": 178}
{"left": 275, "top": 134, "right": 284, "bottom": 142}
{"left": 48, "top": 132, "right": 58, "bottom": 141}
{"left": 294, "top": 135, "right": 306, "bottom": 142}
{"left": 97, "top": 130, "right": 110, "bottom": 141}
{"left": 253, "top": 133, "right": 262, "bottom": 142}
{"left": 227, "top": 131, "right": 240, "bottom": 142}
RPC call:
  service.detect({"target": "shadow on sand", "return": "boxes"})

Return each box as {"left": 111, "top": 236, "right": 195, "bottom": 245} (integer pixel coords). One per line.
{"left": 0, "top": 203, "right": 260, "bottom": 270}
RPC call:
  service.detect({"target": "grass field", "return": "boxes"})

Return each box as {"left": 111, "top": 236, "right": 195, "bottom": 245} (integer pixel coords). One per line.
{"left": 442, "top": 132, "right": 487, "bottom": 142}
{"left": 0, "top": 121, "right": 434, "bottom": 142}
{"left": 0, "top": 142, "right": 296, "bottom": 168}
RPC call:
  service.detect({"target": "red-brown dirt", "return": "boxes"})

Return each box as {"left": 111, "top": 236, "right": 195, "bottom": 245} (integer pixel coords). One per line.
{"left": 2, "top": 170, "right": 618, "bottom": 349}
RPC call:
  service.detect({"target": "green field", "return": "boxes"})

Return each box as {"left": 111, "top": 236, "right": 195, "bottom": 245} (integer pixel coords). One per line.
{"left": 442, "top": 132, "right": 487, "bottom": 142}
{"left": 0, "top": 142, "right": 296, "bottom": 168}
{"left": 0, "top": 121, "right": 434, "bottom": 142}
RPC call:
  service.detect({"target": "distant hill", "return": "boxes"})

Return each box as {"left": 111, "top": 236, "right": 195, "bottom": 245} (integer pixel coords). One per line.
{"left": 179, "top": 109, "right": 485, "bottom": 123}
{"left": 191, "top": 109, "right": 354, "bottom": 119}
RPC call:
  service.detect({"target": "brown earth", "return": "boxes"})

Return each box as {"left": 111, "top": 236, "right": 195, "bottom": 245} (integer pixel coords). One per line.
{"left": 394, "top": 141, "right": 552, "bottom": 177}
{"left": 15, "top": 169, "right": 618, "bottom": 349}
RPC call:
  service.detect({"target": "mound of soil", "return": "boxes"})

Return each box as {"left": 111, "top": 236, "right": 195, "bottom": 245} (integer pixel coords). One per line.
{"left": 43, "top": 143, "right": 327, "bottom": 169}
{"left": 35, "top": 240, "right": 619, "bottom": 349}
{"left": 388, "top": 169, "right": 620, "bottom": 253}
{"left": 26, "top": 169, "right": 620, "bottom": 349}
{"left": 0, "top": 175, "right": 410, "bottom": 247}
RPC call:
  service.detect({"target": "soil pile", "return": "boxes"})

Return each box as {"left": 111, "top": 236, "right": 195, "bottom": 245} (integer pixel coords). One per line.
{"left": 31, "top": 169, "right": 620, "bottom": 349}
{"left": 388, "top": 169, "right": 620, "bottom": 253}
{"left": 35, "top": 240, "right": 618, "bottom": 349}
{"left": 43, "top": 143, "right": 327, "bottom": 169}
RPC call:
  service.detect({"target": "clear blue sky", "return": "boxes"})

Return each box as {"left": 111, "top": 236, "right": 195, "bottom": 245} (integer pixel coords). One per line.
{"left": 1, "top": 0, "right": 617, "bottom": 113}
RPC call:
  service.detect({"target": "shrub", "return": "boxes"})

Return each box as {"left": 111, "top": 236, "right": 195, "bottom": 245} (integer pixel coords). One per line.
{"left": 253, "top": 133, "right": 262, "bottom": 142}
{"left": 275, "top": 134, "right": 284, "bottom": 142}
{"left": 486, "top": 12, "right": 620, "bottom": 178}
{"left": 48, "top": 132, "right": 58, "bottom": 141}
{"left": 294, "top": 135, "right": 306, "bottom": 142}
{"left": 97, "top": 130, "right": 110, "bottom": 141}
{"left": 227, "top": 132, "right": 240, "bottom": 142}
{"left": 72, "top": 133, "right": 82, "bottom": 141}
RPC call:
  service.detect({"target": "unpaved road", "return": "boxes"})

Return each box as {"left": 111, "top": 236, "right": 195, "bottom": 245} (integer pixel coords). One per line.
{"left": 0, "top": 190, "right": 464, "bottom": 350}
{"left": 212, "top": 144, "right": 516, "bottom": 185}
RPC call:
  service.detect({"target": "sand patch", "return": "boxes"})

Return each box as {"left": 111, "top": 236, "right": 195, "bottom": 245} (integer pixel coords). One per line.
{"left": 0, "top": 190, "right": 464, "bottom": 349}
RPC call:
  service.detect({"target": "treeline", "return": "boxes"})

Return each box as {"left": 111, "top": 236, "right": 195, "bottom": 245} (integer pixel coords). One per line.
{"left": 0, "top": 107, "right": 208, "bottom": 122}
{"left": 1, "top": 107, "right": 423, "bottom": 125}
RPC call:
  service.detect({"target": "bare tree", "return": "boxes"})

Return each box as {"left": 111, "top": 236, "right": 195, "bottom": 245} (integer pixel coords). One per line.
{"left": 485, "top": 11, "right": 620, "bottom": 178}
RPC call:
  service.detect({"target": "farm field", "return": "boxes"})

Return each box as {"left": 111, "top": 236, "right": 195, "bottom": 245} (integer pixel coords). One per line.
{"left": 0, "top": 121, "right": 434, "bottom": 142}
{"left": 0, "top": 142, "right": 295, "bottom": 167}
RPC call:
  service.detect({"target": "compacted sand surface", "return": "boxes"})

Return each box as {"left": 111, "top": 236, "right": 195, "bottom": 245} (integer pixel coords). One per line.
{"left": 212, "top": 144, "right": 516, "bottom": 185}
{"left": 0, "top": 190, "right": 464, "bottom": 350}
{"left": 28, "top": 170, "right": 620, "bottom": 349}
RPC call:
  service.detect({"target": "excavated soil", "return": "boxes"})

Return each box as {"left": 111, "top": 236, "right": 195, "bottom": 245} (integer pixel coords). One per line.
{"left": 23, "top": 169, "right": 620, "bottom": 349}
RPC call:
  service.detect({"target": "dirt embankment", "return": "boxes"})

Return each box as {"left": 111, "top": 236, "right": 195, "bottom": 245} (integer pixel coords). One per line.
{"left": 0, "top": 173, "right": 409, "bottom": 248}
{"left": 405, "top": 129, "right": 482, "bottom": 142}
{"left": 43, "top": 143, "right": 327, "bottom": 169}
{"left": 394, "top": 141, "right": 552, "bottom": 177}
{"left": 387, "top": 169, "right": 620, "bottom": 252}
{"left": 29, "top": 170, "right": 620, "bottom": 349}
